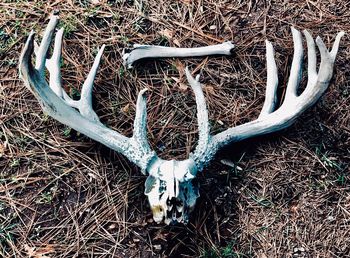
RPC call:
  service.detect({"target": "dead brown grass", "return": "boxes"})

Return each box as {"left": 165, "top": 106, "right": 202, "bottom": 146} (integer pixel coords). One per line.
{"left": 0, "top": 0, "right": 349, "bottom": 257}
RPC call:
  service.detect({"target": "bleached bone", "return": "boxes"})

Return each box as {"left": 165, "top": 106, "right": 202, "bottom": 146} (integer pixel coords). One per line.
{"left": 192, "top": 28, "right": 345, "bottom": 168}
{"left": 19, "top": 14, "right": 344, "bottom": 225}
{"left": 123, "top": 41, "right": 234, "bottom": 68}
{"left": 19, "top": 15, "right": 156, "bottom": 173}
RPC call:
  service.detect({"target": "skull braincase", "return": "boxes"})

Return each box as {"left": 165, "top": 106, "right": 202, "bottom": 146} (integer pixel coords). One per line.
{"left": 145, "top": 159, "right": 199, "bottom": 224}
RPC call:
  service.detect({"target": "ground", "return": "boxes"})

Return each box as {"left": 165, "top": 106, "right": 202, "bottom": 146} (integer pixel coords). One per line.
{"left": 0, "top": 0, "right": 349, "bottom": 257}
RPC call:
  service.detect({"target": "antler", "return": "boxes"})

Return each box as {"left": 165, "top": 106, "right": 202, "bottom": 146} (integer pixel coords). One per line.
{"left": 19, "top": 15, "right": 158, "bottom": 173}
{"left": 123, "top": 41, "right": 234, "bottom": 68}
{"left": 188, "top": 28, "right": 344, "bottom": 169}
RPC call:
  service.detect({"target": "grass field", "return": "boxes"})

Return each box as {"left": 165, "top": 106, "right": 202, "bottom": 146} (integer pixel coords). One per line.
{"left": 0, "top": 0, "right": 349, "bottom": 257}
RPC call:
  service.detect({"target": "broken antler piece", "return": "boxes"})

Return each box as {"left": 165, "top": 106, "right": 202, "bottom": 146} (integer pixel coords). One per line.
{"left": 122, "top": 41, "right": 234, "bottom": 68}
{"left": 19, "top": 14, "right": 344, "bottom": 225}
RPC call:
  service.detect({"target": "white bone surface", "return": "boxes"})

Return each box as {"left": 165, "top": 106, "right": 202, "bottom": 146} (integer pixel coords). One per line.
{"left": 123, "top": 41, "right": 234, "bottom": 68}
{"left": 190, "top": 28, "right": 345, "bottom": 168}
{"left": 19, "top": 15, "right": 156, "bottom": 173}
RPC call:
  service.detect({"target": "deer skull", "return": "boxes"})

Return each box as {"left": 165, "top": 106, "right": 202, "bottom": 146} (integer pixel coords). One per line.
{"left": 145, "top": 159, "right": 199, "bottom": 224}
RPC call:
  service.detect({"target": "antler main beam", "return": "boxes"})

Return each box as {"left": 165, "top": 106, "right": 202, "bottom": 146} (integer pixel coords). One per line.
{"left": 19, "top": 15, "right": 158, "bottom": 173}
{"left": 189, "top": 28, "right": 344, "bottom": 168}
{"left": 123, "top": 41, "right": 234, "bottom": 68}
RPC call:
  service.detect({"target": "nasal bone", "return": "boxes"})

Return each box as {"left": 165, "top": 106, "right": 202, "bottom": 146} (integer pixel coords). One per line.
{"left": 174, "top": 178, "right": 180, "bottom": 198}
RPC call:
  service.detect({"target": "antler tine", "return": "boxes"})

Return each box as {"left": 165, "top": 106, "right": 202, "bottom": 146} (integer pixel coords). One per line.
{"left": 185, "top": 67, "right": 211, "bottom": 169}
{"left": 132, "top": 89, "right": 155, "bottom": 160}
{"left": 46, "top": 28, "right": 64, "bottom": 97}
{"left": 284, "top": 27, "right": 303, "bottom": 102}
{"left": 259, "top": 40, "right": 279, "bottom": 118}
{"left": 19, "top": 31, "right": 36, "bottom": 87}
{"left": 78, "top": 45, "right": 105, "bottom": 122}
{"left": 35, "top": 15, "right": 59, "bottom": 75}
{"left": 303, "top": 30, "right": 317, "bottom": 87}
{"left": 330, "top": 31, "right": 345, "bottom": 61}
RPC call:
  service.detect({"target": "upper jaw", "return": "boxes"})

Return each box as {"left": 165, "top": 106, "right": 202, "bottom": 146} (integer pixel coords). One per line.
{"left": 145, "top": 178, "right": 199, "bottom": 224}
{"left": 145, "top": 158, "right": 199, "bottom": 224}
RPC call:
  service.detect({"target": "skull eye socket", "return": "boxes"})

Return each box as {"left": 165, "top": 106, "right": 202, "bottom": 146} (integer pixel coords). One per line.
{"left": 159, "top": 180, "right": 167, "bottom": 193}
{"left": 144, "top": 175, "right": 157, "bottom": 195}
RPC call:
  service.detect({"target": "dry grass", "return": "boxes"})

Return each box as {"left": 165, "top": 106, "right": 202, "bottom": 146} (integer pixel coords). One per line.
{"left": 0, "top": 0, "right": 349, "bottom": 257}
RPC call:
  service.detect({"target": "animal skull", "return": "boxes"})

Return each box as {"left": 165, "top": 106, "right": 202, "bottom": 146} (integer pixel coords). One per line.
{"left": 145, "top": 159, "right": 199, "bottom": 224}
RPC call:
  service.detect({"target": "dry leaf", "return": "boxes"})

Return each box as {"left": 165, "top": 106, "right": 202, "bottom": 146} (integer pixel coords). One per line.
{"left": 159, "top": 29, "right": 174, "bottom": 39}
{"left": 24, "top": 244, "right": 36, "bottom": 257}
{"left": 178, "top": 83, "right": 188, "bottom": 92}
{"left": 173, "top": 60, "right": 185, "bottom": 78}
{"left": 88, "top": 173, "right": 97, "bottom": 180}
{"left": 122, "top": 103, "right": 130, "bottom": 113}
{"left": 24, "top": 244, "right": 55, "bottom": 258}
{"left": 178, "top": 0, "right": 191, "bottom": 5}
{"left": 153, "top": 230, "right": 169, "bottom": 241}
{"left": 290, "top": 204, "right": 298, "bottom": 213}
{"left": 258, "top": 253, "right": 268, "bottom": 258}
{"left": 0, "top": 143, "right": 5, "bottom": 156}
{"left": 171, "top": 77, "right": 180, "bottom": 83}
{"left": 173, "top": 39, "right": 181, "bottom": 47}
{"left": 204, "top": 84, "right": 215, "bottom": 94}
{"left": 109, "top": 223, "right": 117, "bottom": 230}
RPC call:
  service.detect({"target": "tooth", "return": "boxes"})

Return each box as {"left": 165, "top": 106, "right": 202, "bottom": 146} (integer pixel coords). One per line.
{"left": 164, "top": 217, "right": 171, "bottom": 225}
{"left": 172, "top": 211, "right": 177, "bottom": 220}
{"left": 153, "top": 214, "right": 163, "bottom": 223}
{"left": 177, "top": 205, "right": 184, "bottom": 213}
{"left": 151, "top": 205, "right": 166, "bottom": 224}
